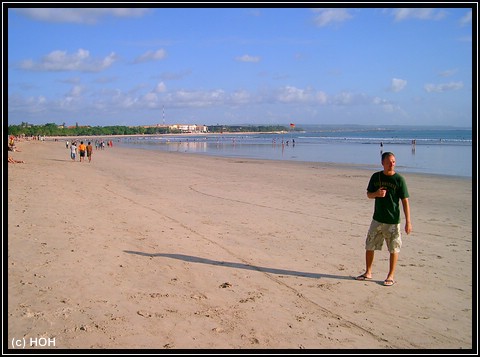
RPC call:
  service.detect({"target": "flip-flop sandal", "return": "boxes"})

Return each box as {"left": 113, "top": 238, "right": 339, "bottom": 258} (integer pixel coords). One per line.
{"left": 383, "top": 279, "right": 396, "bottom": 286}
{"left": 355, "top": 274, "right": 372, "bottom": 281}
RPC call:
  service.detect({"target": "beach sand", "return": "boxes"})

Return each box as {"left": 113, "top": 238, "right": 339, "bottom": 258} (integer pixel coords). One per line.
{"left": 7, "top": 139, "right": 473, "bottom": 351}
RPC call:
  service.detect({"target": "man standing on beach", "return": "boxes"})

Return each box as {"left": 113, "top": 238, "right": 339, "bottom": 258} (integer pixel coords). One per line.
{"left": 78, "top": 141, "right": 86, "bottom": 162}
{"left": 86, "top": 142, "right": 93, "bottom": 163}
{"left": 356, "top": 152, "right": 412, "bottom": 286}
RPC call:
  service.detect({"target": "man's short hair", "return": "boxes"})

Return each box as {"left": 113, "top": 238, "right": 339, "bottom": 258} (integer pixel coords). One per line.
{"left": 381, "top": 151, "right": 395, "bottom": 162}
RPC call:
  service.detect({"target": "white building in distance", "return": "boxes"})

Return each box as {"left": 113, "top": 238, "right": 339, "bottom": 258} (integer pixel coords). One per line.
{"left": 169, "top": 124, "right": 208, "bottom": 133}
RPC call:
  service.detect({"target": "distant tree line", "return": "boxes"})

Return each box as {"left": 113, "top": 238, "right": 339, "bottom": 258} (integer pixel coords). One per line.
{"left": 8, "top": 122, "right": 294, "bottom": 137}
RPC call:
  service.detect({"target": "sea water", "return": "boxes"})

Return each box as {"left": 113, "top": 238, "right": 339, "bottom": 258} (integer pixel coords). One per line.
{"left": 118, "top": 126, "right": 473, "bottom": 178}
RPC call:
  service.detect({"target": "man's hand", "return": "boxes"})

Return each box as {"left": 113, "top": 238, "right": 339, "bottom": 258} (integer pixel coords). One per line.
{"left": 377, "top": 187, "right": 387, "bottom": 198}
{"left": 405, "top": 221, "right": 412, "bottom": 235}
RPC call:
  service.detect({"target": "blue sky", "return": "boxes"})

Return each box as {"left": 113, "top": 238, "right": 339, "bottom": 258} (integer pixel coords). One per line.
{"left": 6, "top": 5, "right": 474, "bottom": 128}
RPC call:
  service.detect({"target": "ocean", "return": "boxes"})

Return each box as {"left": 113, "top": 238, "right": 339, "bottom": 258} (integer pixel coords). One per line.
{"left": 118, "top": 125, "right": 473, "bottom": 178}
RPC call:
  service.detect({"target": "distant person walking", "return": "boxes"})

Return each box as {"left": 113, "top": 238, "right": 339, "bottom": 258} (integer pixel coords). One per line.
{"left": 78, "top": 141, "right": 86, "bottom": 162}
{"left": 356, "top": 152, "right": 412, "bottom": 286}
{"left": 86, "top": 142, "right": 93, "bottom": 163}
{"left": 70, "top": 142, "right": 77, "bottom": 161}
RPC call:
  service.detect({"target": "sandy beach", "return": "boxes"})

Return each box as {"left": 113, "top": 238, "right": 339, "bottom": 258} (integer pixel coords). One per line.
{"left": 7, "top": 139, "right": 473, "bottom": 351}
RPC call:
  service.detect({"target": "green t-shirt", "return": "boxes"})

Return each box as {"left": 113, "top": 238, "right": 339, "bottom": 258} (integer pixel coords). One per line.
{"left": 367, "top": 171, "right": 409, "bottom": 224}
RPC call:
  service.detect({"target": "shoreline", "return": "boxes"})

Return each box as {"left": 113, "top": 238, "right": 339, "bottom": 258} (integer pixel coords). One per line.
{"left": 22, "top": 137, "right": 473, "bottom": 180}
{"left": 7, "top": 140, "right": 473, "bottom": 350}
{"left": 119, "top": 144, "right": 473, "bottom": 181}
{"left": 41, "top": 131, "right": 292, "bottom": 141}
{"left": 17, "top": 132, "right": 473, "bottom": 179}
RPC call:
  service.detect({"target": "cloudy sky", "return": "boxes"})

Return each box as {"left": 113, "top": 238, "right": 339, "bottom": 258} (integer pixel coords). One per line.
{"left": 7, "top": 5, "right": 473, "bottom": 127}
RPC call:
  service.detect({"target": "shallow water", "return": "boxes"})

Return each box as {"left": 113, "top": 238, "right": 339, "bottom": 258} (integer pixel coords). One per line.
{"left": 118, "top": 127, "right": 473, "bottom": 178}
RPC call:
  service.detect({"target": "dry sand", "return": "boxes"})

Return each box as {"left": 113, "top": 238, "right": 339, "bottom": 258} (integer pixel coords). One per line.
{"left": 6, "top": 139, "right": 473, "bottom": 351}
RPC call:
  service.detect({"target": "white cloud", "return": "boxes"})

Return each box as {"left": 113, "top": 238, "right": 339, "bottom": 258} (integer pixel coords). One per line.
{"left": 155, "top": 82, "right": 167, "bottom": 93}
{"left": 390, "top": 78, "right": 407, "bottom": 92}
{"left": 143, "top": 92, "right": 159, "bottom": 108}
{"left": 8, "top": 94, "right": 42, "bottom": 115}
{"left": 332, "top": 91, "right": 382, "bottom": 106}
{"left": 315, "top": 91, "right": 328, "bottom": 104}
{"left": 333, "top": 91, "right": 355, "bottom": 105}
{"left": 19, "top": 49, "right": 118, "bottom": 72}
{"left": 15, "top": 8, "right": 150, "bottom": 24}
{"left": 102, "top": 53, "right": 117, "bottom": 68}
{"left": 312, "top": 9, "right": 353, "bottom": 27}
{"left": 459, "top": 10, "right": 472, "bottom": 26}
{"left": 391, "top": 8, "right": 447, "bottom": 22}
{"left": 68, "top": 85, "right": 84, "bottom": 97}
{"left": 231, "top": 90, "right": 251, "bottom": 104}
{"left": 121, "top": 97, "right": 137, "bottom": 109}
{"left": 134, "top": 49, "right": 167, "bottom": 64}
{"left": 164, "top": 89, "right": 227, "bottom": 108}
{"left": 277, "top": 86, "right": 328, "bottom": 104}
{"left": 235, "top": 55, "right": 261, "bottom": 63}
{"left": 424, "top": 81, "right": 464, "bottom": 93}
{"left": 278, "top": 86, "right": 308, "bottom": 102}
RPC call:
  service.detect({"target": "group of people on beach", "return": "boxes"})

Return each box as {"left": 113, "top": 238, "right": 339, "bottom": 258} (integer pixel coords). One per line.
{"left": 67, "top": 140, "right": 93, "bottom": 162}
{"left": 66, "top": 139, "right": 115, "bottom": 162}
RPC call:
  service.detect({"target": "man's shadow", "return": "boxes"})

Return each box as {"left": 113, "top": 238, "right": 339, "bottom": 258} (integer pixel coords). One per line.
{"left": 123, "top": 251, "right": 353, "bottom": 281}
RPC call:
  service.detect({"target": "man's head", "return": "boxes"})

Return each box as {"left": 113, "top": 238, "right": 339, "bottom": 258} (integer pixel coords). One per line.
{"left": 381, "top": 151, "right": 394, "bottom": 162}
{"left": 381, "top": 152, "right": 396, "bottom": 173}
